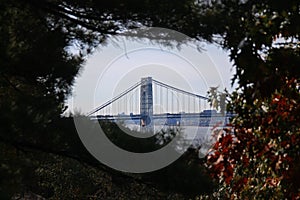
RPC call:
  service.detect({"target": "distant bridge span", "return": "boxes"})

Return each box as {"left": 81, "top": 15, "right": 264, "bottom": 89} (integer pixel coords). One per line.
{"left": 88, "top": 77, "right": 232, "bottom": 131}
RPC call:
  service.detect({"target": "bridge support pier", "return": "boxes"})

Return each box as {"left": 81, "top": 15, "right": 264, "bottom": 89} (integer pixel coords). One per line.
{"left": 140, "top": 77, "right": 154, "bottom": 133}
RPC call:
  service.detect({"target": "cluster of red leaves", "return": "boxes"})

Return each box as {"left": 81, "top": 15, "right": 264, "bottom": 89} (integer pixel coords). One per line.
{"left": 206, "top": 78, "right": 300, "bottom": 198}
{"left": 207, "top": 131, "right": 236, "bottom": 184}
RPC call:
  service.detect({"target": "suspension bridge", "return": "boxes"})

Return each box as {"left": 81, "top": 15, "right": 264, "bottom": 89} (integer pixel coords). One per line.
{"left": 88, "top": 77, "right": 232, "bottom": 132}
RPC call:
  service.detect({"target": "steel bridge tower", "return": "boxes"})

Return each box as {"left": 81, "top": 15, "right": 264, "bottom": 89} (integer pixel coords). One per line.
{"left": 140, "top": 77, "right": 153, "bottom": 132}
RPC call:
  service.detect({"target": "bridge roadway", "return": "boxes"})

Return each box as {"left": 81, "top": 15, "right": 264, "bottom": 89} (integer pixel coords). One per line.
{"left": 91, "top": 110, "right": 234, "bottom": 127}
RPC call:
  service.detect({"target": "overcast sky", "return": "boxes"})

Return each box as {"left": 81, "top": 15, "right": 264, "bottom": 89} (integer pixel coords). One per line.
{"left": 66, "top": 36, "right": 235, "bottom": 115}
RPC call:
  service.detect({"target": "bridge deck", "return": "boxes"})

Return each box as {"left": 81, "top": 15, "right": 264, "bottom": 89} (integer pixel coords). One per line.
{"left": 91, "top": 111, "right": 235, "bottom": 127}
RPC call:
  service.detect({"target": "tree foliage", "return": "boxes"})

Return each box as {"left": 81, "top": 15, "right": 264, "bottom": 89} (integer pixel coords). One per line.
{"left": 100, "top": 121, "right": 215, "bottom": 197}
{"left": 1, "top": 0, "right": 300, "bottom": 198}
{"left": 0, "top": 1, "right": 216, "bottom": 197}
{"left": 201, "top": 0, "right": 300, "bottom": 199}
{"left": 207, "top": 87, "right": 228, "bottom": 115}
{"left": 0, "top": 1, "right": 83, "bottom": 196}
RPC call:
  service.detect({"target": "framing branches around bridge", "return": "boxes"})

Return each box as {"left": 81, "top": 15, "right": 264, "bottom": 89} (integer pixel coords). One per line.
{"left": 0, "top": 0, "right": 215, "bottom": 198}
{"left": 1, "top": 0, "right": 300, "bottom": 199}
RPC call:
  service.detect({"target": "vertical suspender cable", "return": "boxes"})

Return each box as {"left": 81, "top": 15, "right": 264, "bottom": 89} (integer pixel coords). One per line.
{"left": 166, "top": 88, "right": 168, "bottom": 113}
{"left": 160, "top": 86, "right": 162, "bottom": 114}
{"left": 193, "top": 97, "right": 196, "bottom": 113}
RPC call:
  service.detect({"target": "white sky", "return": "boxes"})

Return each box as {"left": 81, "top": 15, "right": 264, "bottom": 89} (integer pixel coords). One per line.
{"left": 66, "top": 36, "right": 235, "bottom": 115}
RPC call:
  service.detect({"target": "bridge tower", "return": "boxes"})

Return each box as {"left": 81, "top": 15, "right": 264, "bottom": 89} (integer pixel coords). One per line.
{"left": 140, "top": 77, "right": 154, "bottom": 132}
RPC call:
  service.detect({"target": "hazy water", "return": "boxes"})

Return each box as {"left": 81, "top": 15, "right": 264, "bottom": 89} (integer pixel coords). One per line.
{"left": 125, "top": 124, "right": 215, "bottom": 146}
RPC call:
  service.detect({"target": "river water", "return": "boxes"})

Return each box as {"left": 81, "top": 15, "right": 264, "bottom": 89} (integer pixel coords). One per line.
{"left": 125, "top": 124, "right": 218, "bottom": 149}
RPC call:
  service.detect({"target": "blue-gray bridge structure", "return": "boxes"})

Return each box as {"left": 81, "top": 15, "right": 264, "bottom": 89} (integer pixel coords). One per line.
{"left": 88, "top": 77, "right": 232, "bottom": 132}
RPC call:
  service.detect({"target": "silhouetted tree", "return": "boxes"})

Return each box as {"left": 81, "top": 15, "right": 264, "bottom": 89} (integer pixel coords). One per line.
{"left": 202, "top": 1, "right": 300, "bottom": 199}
